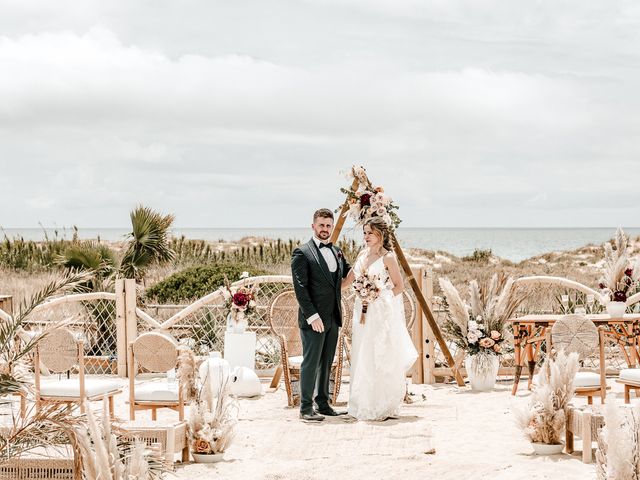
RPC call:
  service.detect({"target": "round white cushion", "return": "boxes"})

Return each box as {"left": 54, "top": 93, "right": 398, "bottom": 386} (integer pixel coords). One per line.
{"left": 288, "top": 356, "right": 303, "bottom": 368}
{"left": 573, "top": 371, "right": 601, "bottom": 388}
{"left": 619, "top": 369, "right": 640, "bottom": 383}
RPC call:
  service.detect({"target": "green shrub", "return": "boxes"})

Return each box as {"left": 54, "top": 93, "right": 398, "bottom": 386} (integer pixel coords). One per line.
{"left": 462, "top": 248, "right": 493, "bottom": 263}
{"left": 144, "top": 263, "right": 271, "bottom": 303}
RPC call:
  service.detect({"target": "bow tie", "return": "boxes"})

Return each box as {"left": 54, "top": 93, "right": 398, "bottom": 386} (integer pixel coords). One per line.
{"left": 319, "top": 242, "right": 333, "bottom": 249}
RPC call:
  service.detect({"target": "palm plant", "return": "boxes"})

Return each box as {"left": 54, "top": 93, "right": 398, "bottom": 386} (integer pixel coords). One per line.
{"left": 119, "top": 206, "right": 175, "bottom": 281}
{"left": 57, "top": 242, "right": 117, "bottom": 292}
{"left": 0, "top": 270, "right": 92, "bottom": 397}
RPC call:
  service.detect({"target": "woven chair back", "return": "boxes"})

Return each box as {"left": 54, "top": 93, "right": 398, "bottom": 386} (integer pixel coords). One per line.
{"left": 269, "top": 289, "right": 303, "bottom": 357}
{"left": 551, "top": 314, "right": 599, "bottom": 360}
{"left": 133, "top": 332, "right": 178, "bottom": 373}
{"left": 402, "top": 291, "right": 416, "bottom": 330}
{"left": 39, "top": 328, "right": 78, "bottom": 373}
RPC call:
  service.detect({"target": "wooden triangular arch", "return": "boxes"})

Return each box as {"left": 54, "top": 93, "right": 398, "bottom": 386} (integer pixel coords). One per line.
{"left": 330, "top": 168, "right": 465, "bottom": 386}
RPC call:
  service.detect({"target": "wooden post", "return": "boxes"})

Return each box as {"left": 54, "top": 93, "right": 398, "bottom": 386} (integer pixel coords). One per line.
{"left": 124, "top": 279, "right": 138, "bottom": 377}
{"left": 0, "top": 295, "right": 13, "bottom": 315}
{"left": 115, "top": 279, "right": 128, "bottom": 377}
{"left": 409, "top": 265, "right": 424, "bottom": 384}
{"left": 329, "top": 178, "right": 359, "bottom": 244}
{"left": 423, "top": 268, "right": 436, "bottom": 384}
{"left": 391, "top": 232, "right": 464, "bottom": 386}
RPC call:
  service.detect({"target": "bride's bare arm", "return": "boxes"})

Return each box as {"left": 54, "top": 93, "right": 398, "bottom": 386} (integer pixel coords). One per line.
{"left": 383, "top": 253, "right": 404, "bottom": 297}
{"left": 341, "top": 268, "right": 355, "bottom": 290}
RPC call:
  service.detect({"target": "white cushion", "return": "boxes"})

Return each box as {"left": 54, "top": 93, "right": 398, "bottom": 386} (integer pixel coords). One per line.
{"left": 134, "top": 381, "right": 179, "bottom": 402}
{"left": 288, "top": 356, "right": 303, "bottom": 367}
{"left": 40, "top": 378, "right": 120, "bottom": 398}
{"left": 574, "top": 371, "right": 602, "bottom": 388}
{"left": 619, "top": 369, "right": 640, "bottom": 383}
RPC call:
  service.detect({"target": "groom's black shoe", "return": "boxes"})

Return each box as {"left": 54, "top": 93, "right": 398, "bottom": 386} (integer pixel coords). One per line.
{"left": 315, "top": 405, "right": 347, "bottom": 416}
{"left": 300, "top": 409, "right": 325, "bottom": 422}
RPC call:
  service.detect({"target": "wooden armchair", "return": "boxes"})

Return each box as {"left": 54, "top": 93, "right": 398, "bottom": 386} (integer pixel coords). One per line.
{"left": 546, "top": 314, "right": 607, "bottom": 404}
{"left": 268, "top": 289, "right": 346, "bottom": 407}
{"left": 34, "top": 328, "right": 121, "bottom": 416}
{"left": 128, "top": 332, "right": 185, "bottom": 421}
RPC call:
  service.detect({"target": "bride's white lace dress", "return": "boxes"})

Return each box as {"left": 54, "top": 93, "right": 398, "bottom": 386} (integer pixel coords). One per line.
{"left": 348, "top": 251, "right": 418, "bottom": 420}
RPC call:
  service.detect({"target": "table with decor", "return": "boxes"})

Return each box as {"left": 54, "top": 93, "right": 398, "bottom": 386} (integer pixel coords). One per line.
{"left": 508, "top": 313, "right": 640, "bottom": 394}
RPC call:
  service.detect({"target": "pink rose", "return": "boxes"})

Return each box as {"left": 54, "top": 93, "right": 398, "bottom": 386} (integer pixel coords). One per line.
{"left": 490, "top": 330, "right": 501, "bottom": 340}
{"left": 493, "top": 344, "right": 502, "bottom": 353}
{"left": 479, "top": 338, "right": 495, "bottom": 348}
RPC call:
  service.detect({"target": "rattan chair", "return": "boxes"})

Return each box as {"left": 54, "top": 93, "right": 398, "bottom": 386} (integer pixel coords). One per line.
{"left": 34, "top": 328, "right": 121, "bottom": 416}
{"left": 268, "top": 289, "right": 346, "bottom": 407}
{"left": 128, "top": 332, "right": 185, "bottom": 421}
{"left": 546, "top": 314, "right": 607, "bottom": 404}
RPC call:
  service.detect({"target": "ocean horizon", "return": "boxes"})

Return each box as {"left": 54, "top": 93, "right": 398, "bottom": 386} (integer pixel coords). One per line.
{"left": 3, "top": 227, "right": 640, "bottom": 263}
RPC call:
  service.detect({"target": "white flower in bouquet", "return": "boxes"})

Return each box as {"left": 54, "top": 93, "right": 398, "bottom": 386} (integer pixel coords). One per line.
{"left": 467, "top": 331, "right": 480, "bottom": 344}
{"left": 468, "top": 320, "right": 479, "bottom": 331}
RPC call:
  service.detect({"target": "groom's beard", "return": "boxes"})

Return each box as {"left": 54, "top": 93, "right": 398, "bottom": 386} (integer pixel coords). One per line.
{"left": 317, "top": 231, "right": 331, "bottom": 240}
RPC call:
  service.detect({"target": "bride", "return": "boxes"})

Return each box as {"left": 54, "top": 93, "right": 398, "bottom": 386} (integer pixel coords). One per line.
{"left": 342, "top": 217, "right": 418, "bottom": 420}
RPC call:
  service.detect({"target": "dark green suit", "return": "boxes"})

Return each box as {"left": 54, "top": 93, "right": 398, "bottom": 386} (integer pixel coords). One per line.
{"left": 291, "top": 238, "right": 350, "bottom": 412}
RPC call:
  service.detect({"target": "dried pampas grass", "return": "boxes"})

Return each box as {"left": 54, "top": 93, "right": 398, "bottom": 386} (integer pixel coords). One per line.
{"left": 514, "top": 350, "right": 579, "bottom": 445}
{"left": 597, "top": 402, "right": 640, "bottom": 480}
{"left": 75, "top": 400, "right": 164, "bottom": 480}
{"left": 177, "top": 346, "right": 197, "bottom": 402}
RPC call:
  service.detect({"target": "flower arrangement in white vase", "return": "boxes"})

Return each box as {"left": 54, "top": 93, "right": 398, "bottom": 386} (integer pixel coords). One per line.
{"left": 598, "top": 228, "right": 640, "bottom": 318}
{"left": 187, "top": 367, "right": 238, "bottom": 463}
{"left": 221, "top": 276, "right": 258, "bottom": 334}
{"left": 439, "top": 274, "right": 527, "bottom": 391}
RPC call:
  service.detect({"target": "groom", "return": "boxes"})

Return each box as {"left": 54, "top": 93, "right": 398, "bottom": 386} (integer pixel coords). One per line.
{"left": 291, "top": 208, "right": 350, "bottom": 422}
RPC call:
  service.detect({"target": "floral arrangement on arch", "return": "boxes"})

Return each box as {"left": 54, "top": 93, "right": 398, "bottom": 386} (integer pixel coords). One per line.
{"left": 438, "top": 274, "right": 526, "bottom": 358}
{"left": 598, "top": 227, "right": 640, "bottom": 304}
{"left": 339, "top": 165, "right": 401, "bottom": 231}
{"left": 220, "top": 275, "right": 258, "bottom": 322}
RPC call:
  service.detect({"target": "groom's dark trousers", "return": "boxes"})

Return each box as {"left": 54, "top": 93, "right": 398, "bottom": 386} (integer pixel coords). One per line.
{"left": 291, "top": 239, "right": 350, "bottom": 412}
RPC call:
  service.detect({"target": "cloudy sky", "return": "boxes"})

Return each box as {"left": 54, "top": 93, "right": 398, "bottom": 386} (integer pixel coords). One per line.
{"left": 1, "top": 1, "right": 639, "bottom": 229}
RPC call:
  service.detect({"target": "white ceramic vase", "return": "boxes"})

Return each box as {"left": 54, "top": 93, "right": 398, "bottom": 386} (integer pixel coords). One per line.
{"left": 464, "top": 354, "right": 500, "bottom": 391}
{"left": 192, "top": 452, "right": 224, "bottom": 463}
{"left": 606, "top": 301, "right": 627, "bottom": 318}
{"left": 198, "top": 353, "right": 230, "bottom": 394}
{"left": 531, "top": 442, "right": 564, "bottom": 455}
{"left": 227, "top": 311, "right": 248, "bottom": 334}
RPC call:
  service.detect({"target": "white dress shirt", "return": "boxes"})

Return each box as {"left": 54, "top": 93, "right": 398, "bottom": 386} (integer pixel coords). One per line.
{"left": 306, "top": 236, "right": 338, "bottom": 325}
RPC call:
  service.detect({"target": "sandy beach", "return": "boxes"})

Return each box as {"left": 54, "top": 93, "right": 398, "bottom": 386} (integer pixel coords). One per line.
{"left": 96, "top": 375, "right": 603, "bottom": 480}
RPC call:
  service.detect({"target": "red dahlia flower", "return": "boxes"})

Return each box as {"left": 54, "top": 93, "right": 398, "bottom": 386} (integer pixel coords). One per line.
{"left": 233, "top": 292, "right": 250, "bottom": 307}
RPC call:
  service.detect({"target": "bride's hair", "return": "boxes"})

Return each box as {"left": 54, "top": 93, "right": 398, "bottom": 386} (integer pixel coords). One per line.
{"left": 364, "top": 217, "right": 393, "bottom": 252}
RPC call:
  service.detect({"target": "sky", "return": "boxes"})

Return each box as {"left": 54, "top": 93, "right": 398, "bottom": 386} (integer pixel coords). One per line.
{"left": 1, "top": 0, "right": 639, "bottom": 229}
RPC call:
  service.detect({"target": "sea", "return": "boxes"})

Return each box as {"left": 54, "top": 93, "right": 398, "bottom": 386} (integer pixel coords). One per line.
{"left": 3, "top": 227, "right": 640, "bottom": 263}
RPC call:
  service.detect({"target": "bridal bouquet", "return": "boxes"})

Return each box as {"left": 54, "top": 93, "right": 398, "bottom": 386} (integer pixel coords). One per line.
{"left": 353, "top": 272, "right": 383, "bottom": 324}
{"left": 340, "top": 165, "right": 401, "bottom": 231}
